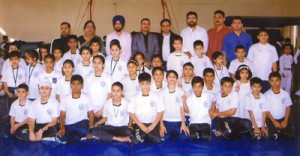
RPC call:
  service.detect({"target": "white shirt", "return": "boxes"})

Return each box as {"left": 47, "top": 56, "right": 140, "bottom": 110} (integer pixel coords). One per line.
{"left": 187, "top": 92, "right": 215, "bottom": 125}
{"left": 233, "top": 81, "right": 251, "bottom": 119}
{"left": 37, "top": 70, "right": 62, "bottom": 99}
{"left": 26, "top": 63, "right": 45, "bottom": 99}
{"left": 122, "top": 75, "right": 140, "bottom": 102}
{"left": 190, "top": 55, "right": 213, "bottom": 77}
{"left": 213, "top": 65, "right": 229, "bottom": 88}
{"left": 294, "top": 48, "right": 300, "bottom": 64}
{"left": 60, "top": 93, "right": 93, "bottom": 125}
{"left": 160, "top": 87, "right": 184, "bottom": 122}
{"left": 151, "top": 80, "right": 167, "bottom": 94}
{"left": 128, "top": 91, "right": 165, "bottom": 123}
{"left": 216, "top": 91, "right": 239, "bottom": 117}
{"left": 106, "top": 31, "right": 132, "bottom": 61}
{"left": 180, "top": 26, "right": 209, "bottom": 56}
{"left": 56, "top": 76, "right": 71, "bottom": 97}
{"left": 62, "top": 49, "right": 82, "bottom": 65}
{"left": 2, "top": 58, "right": 27, "bottom": 76}
{"left": 228, "top": 58, "right": 254, "bottom": 74}
{"left": 245, "top": 93, "right": 269, "bottom": 128}
{"left": 167, "top": 52, "right": 190, "bottom": 77}
{"left": 54, "top": 59, "right": 63, "bottom": 73}
{"left": 27, "top": 97, "right": 60, "bottom": 124}
{"left": 162, "top": 34, "right": 171, "bottom": 61}
{"left": 1, "top": 66, "right": 26, "bottom": 88}
{"left": 247, "top": 43, "right": 278, "bottom": 80}
{"left": 104, "top": 56, "right": 128, "bottom": 83}
{"left": 203, "top": 83, "right": 221, "bottom": 97}
{"left": 0, "top": 58, "right": 4, "bottom": 75}
{"left": 179, "top": 78, "right": 193, "bottom": 95}
{"left": 84, "top": 72, "right": 112, "bottom": 113}
{"left": 74, "top": 62, "right": 94, "bottom": 79}
{"left": 103, "top": 98, "right": 130, "bottom": 127}
{"left": 279, "top": 54, "right": 293, "bottom": 73}
{"left": 9, "top": 99, "right": 31, "bottom": 123}
{"left": 265, "top": 89, "right": 292, "bottom": 120}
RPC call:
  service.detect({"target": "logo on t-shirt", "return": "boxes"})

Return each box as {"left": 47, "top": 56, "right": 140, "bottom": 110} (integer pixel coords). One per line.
{"left": 120, "top": 110, "right": 125, "bottom": 116}
{"left": 79, "top": 104, "right": 85, "bottom": 110}
{"left": 180, "top": 61, "right": 184, "bottom": 66}
{"left": 259, "top": 103, "right": 264, "bottom": 110}
{"left": 281, "top": 97, "right": 286, "bottom": 105}
{"left": 203, "top": 101, "right": 208, "bottom": 107}
{"left": 135, "top": 86, "right": 140, "bottom": 91}
{"left": 77, "top": 58, "right": 81, "bottom": 64}
{"left": 24, "top": 109, "right": 28, "bottom": 116}
{"left": 150, "top": 100, "right": 155, "bottom": 107}
{"left": 118, "top": 65, "right": 123, "bottom": 71}
{"left": 18, "top": 74, "right": 22, "bottom": 80}
{"left": 204, "top": 61, "right": 207, "bottom": 67}
{"left": 176, "top": 96, "right": 181, "bottom": 103}
{"left": 52, "top": 78, "right": 57, "bottom": 84}
{"left": 47, "top": 108, "right": 52, "bottom": 115}
{"left": 34, "top": 72, "right": 38, "bottom": 78}
{"left": 101, "top": 81, "right": 106, "bottom": 87}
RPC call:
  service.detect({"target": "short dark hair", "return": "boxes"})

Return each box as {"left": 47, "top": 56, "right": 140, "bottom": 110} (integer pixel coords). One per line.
{"left": 90, "top": 37, "right": 101, "bottom": 45}
{"left": 193, "top": 40, "right": 204, "bottom": 48}
{"left": 214, "top": 10, "right": 225, "bottom": 17}
{"left": 183, "top": 62, "right": 194, "bottom": 69}
{"left": 110, "top": 39, "right": 121, "bottom": 49}
{"left": 250, "top": 77, "right": 263, "bottom": 87}
{"left": 235, "top": 65, "right": 252, "bottom": 80}
{"left": 221, "top": 77, "right": 234, "bottom": 85}
{"left": 257, "top": 27, "right": 269, "bottom": 36}
{"left": 203, "top": 68, "right": 215, "bottom": 76}
{"left": 186, "top": 11, "right": 197, "bottom": 19}
{"left": 44, "top": 54, "right": 55, "bottom": 62}
{"left": 9, "top": 41, "right": 20, "bottom": 50}
{"left": 112, "top": 81, "right": 124, "bottom": 90}
{"left": 71, "top": 74, "right": 83, "bottom": 84}
{"left": 160, "top": 19, "right": 171, "bottom": 26}
{"left": 235, "top": 45, "right": 246, "bottom": 52}
{"left": 212, "top": 51, "right": 223, "bottom": 61}
{"left": 63, "top": 59, "right": 75, "bottom": 68}
{"left": 8, "top": 51, "right": 21, "bottom": 59}
{"left": 18, "top": 84, "right": 29, "bottom": 92}
{"left": 61, "top": 22, "right": 71, "bottom": 28}
{"left": 282, "top": 44, "right": 294, "bottom": 54}
{"left": 25, "top": 49, "right": 39, "bottom": 60}
{"left": 84, "top": 20, "right": 96, "bottom": 30}
{"left": 141, "top": 18, "right": 150, "bottom": 24}
{"left": 80, "top": 46, "right": 92, "bottom": 55}
{"left": 172, "top": 35, "right": 183, "bottom": 44}
{"left": 132, "top": 51, "right": 145, "bottom": 60}
{"left": 269, "top": 72, "right": 281, "bottom": 80}
{"left": 68, "top": 35, "right": 79, "bottom": 42}
{"left": 232, "top": 16, "right": 243, "bottom": 23}
{"left": 151, "top": 54, "right": 163, "bottom": 63}
{"left": 127, "top": 59, "right": 139, "bottom": 66}
{"left": 138, "top": 72, "right": 152, "bottom": 83}
{"left": 191, "top": 76, "right": 204, "bottom": 86}
{"left": 166, "top": 70, "right": 178, "bottom": 79}
{"left": 93, "top": 55, "right": 105, "bottom": 64}
{"left": 152, "top": 67, "right": 164, "bottom": 76}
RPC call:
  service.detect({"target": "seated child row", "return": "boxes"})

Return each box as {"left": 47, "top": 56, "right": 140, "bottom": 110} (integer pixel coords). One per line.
{"left": 4, "top": 69, "right": 295, "bottom": 144}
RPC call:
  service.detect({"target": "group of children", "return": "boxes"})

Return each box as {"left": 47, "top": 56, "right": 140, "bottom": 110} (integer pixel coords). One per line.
{"left": 0, "top": 28, "right": 296, "bottom": 144}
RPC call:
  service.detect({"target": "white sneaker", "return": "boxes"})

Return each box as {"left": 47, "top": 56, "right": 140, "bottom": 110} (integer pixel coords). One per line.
{"left": 42, "top": 137, "right": 56, "bottom": 142}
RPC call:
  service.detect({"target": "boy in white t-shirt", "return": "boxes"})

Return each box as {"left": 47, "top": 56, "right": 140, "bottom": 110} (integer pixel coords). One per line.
{"left": 178, "top": 62, "right": 195, "bottom": 96}
{"left": 62, "top": 35, "right": 82, "bottom": 64}
{"left": 75, "top": 46, "right": 94, "bottom": 79}
{"left": 122, "top": 60, "right": 140, "bottom": 102}
{"left": 265, "top": 72, "right": 295, "bottom": 139}
{"left": 183, "top": 76, "right": 215, "bottom": 142}
{"left": 203, "top": 68, "right": 221, "bottom": 96}
{"left": 151, "top": 67, "right": 167, "bottom": 93}
{"left": 228, "top": 45, "right": 254, "bottom": 81}
{"left": 167, "top": 35, "right": 190, "bottom": 77}
{"left": 4, "top": 84, "right": 31, "bottom": 140}
{"left": 211, "top": 77, "right": 252, "bottom": 139}
{"left": 56, "top": 75, "right": 94, "bottom": 144}
{"left": 190, "top": 40, "right": 213, "bottom": 77}
{"left": 247, "top": 28, "right": 278, "bottom": 93}
{"left": 279, "top": 44, "right": 294, "bottom": 95}
{"left": 212, "top": 51, "right": 229, "bottom": 88}
{"left": 245, "top": 77, "right": 269, "bottom": 140}
{"left": 160, "top": 70, "right": 189, "bottom": 141}
{"left": 27, "top": 80, "right": 60, "bottom": 142}
{"left": 128, "top": 73, "right": 165, "bottom": 144}
{"left": 92, "top": 82, "right": 132, "bottom": 143}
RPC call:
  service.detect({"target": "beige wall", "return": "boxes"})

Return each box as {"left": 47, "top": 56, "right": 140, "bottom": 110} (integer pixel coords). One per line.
{"left": 0, "top": 0, "right": 299, "bottom": 43}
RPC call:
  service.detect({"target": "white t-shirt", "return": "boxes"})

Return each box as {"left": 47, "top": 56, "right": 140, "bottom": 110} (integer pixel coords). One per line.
{"left": 187, "top": 92, "right": 215, "bottom": 125}
{"left": 279, "top": 54, "right": 293, "bottom": 73}
{"left": 56, "top": 76, "right": 71, "bottom": 97}
{"left": 103, "top": 98, "right": 130, "bottom": 127}
{"left": 216, "top": 91, "right": 239, "bottom": 117}
{"left": 74, "top": 62, "right": 94, "bottom": 79}
{"left": 160, "top": 87, "right": 184, "bottom": 122}
{"left": 233, "top": 81, "right": 251, "bottom": 119}
{"left": 9, "top": 99, "right": 31, "bottom": 123}
{"left": 167, "top": 52, "right": 190, "bottom": 77}
{"left": 203, "top": 83, "right": 221, "bottom": 97}
{"left": 105, "top": 31, "right": 132, "bottom": 61}
{"left": 2, "top": 58, "right": 27, "bottom": 76}
{"left": 151, "top": 80, "right": 167, "bottom": 94}
{"left": 213, "top": 65, "right": 229, "bottom": 88}
{"left": 60, "top": 93, "right": 93, "bottom": 125}
{"left": 122, "top": 75, "right": 140, "bottom": 102}
{"left": 37, "top": 70, "right": 62, "bottom": 99}
{"left": 54, "top": 59, "right": 63, "bottom": 74}
{"left": 265, "top": 89, "right": 292, "bottom": 120}
{"left": 1, "top": 66, "right": 26, "bottom": 88}
{"left": 245, "top": 93, "right": 269, "bottom": 128}
{"left": 128, "top": 91, "right": 165, "bottom": 123}
{"left": 228, "top": 58, "right": 254, "bottom": 75}
{"left": 104, "top": 56, "right": 128, "bottom": 83}
{"left": 84, "top": 72, "right": 112, "bottom": 113}
{"left": 62, "top": 49, "right": 82, "bottom": 65}
{"left": 26, "top": 63, "right": 45, "bottom": 99}
{"left": 27, "top": 97, "right": 60, "bottom": 124}
{"left": 179, "top": 78, "right": 193, "bottom": 95}
{"left": 247, "top": 43, "right": 278, "bottom": 80}
{"left": 190, "top": 55, "right": 213, "bottom": 77}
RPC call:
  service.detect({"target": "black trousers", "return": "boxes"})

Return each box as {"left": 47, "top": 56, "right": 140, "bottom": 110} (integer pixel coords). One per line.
{"left": 21, "top": 123, "right": 58, "bottom": 141}
{"left": 189, "top": 123, "right": 211, "bottom": 142}
{"left": 266, "top": 117, "right": 296, "bottom": 139}
{"left": 3, "top": 122, "right": 29, "bottom": 141}
{"left": 92, "top": 125, "right": 132, "bottom": 143}
{"left": 132, "top": 123, "right": 161, "bottom": 144}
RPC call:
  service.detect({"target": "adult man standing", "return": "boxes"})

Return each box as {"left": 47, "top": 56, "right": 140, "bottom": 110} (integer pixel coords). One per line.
{"left": 132, "top": 18, "right": 160, "bottom": 66}
{"left": 222, "top": 16, "right": 253, "bottom": 65}
{"left": 50, "top": 22, "right": 71, "bottom": 54}
{"left": 157, "top": 19, "right": 179, "bottom": 64}
{"left": 180, "top": 11, "right": 208, "bottom": 58}
{"left": 207, "top": 10, "right": 232, "bottom": 59}
{"left": 106, "top": 15, "right": 132, "bottom": 61}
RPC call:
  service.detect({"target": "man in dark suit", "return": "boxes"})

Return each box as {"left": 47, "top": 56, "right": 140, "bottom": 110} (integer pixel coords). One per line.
{"left": 132, "top": 18, "right": 160, "bottom": 67}
{"left": 157, "top": 19, "right": 180, "bottom": 66}
{"left": 50, "top": 22, "right": 71, "bottom": 54}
